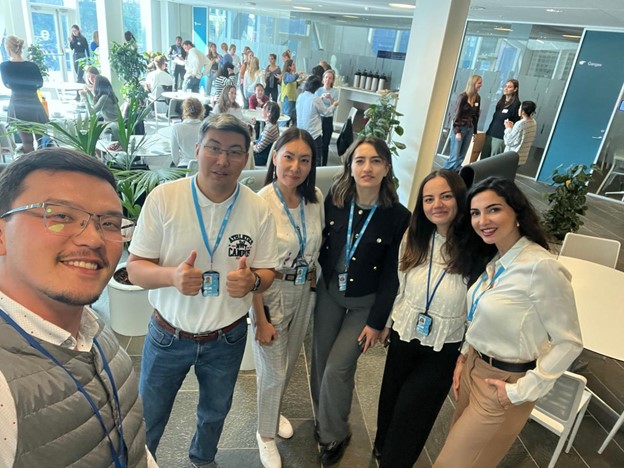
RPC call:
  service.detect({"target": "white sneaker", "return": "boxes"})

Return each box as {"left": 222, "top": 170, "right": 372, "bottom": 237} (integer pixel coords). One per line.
{"left": 256, "top": 432, "right": 282, "bottom": 468}
{"left": 277, "top": 414, "right": 294, "bottom": 439}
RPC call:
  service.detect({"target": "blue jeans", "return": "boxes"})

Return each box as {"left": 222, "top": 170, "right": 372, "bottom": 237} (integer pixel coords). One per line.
{"left": 444, "top": 125, "right": 474, "bottom": 171}
{"left": 183, "top": 76, "right": 200, "bottom": 93}
{"left": 281, "top": 97, "right": 295, "bottom": 127}
{"left": 140, "top": 315, "right": 247, "bottom": 465}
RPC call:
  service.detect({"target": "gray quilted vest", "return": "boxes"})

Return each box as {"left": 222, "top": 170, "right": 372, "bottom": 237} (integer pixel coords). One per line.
{"left": 0, "top": 316, "right": 148, "bottom": 468}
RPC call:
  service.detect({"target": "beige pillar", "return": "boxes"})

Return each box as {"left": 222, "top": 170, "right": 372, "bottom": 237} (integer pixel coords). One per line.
{"left": 394, "top": 0, "right": 470, "bottom": 210}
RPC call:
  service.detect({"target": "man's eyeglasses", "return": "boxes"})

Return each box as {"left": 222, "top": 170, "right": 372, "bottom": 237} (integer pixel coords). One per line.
{"left": 203, "top": 144, "right": 247, "bottom": 160}
{"left": 0, "top": 202, "right": 135, "bottom": 242}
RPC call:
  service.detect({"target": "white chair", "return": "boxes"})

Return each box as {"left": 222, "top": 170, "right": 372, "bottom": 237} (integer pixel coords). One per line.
{"left": 559, "top": 232, "right": 621, "bottom": 268}
{"left": 529, "top": 371, "right": 592, "bottom": 468}
{"left": 598, "top": 408, "right": 624, "bottom": 454}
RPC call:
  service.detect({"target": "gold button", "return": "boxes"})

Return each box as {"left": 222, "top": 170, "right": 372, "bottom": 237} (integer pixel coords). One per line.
{"left": 355, "top": 233, "right": 359, "bottom": 238}
{"left": 358, "top": 209, "right": 363, "bottom": 215}
{"left": 352, "top": 257, "right": 356, "bottom": 261}
{"left": 373, "top": 266, "right": 378, "bottom": 270}
{"left": 329, "top": 220, "right": 334, "bottom": 225}
{"left": 376, "top": 238, "right": 382, "bottom": 243}
{"left": 349, "top": 278, "right": 354, "bottom": 282}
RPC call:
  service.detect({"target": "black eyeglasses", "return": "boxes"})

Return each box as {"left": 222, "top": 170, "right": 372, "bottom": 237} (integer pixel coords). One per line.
{"left": 203, "top": 144, "right": 247, "bottom": 160}
{"left": 0, "top": 202, "right": 135, "bottom": 242}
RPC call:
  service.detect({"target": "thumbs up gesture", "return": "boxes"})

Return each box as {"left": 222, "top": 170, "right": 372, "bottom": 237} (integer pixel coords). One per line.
{"left": 173, "top": 250, "right": 203, "bottom": 295}
{"left": 226, "top": 256, "right": 255, "bottom": 298}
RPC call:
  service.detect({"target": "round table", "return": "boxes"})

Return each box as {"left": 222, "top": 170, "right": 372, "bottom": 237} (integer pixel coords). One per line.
{"left": 243, "top": 108, "right": 291, "bottom": 123}
{"left": 557, "top": 256, "right": 624, "bottom": 361}
{"left": 161, "top": 91, "right": 210, "bottom": 103}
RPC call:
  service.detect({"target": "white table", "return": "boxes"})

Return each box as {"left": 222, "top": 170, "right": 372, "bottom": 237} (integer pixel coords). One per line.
{"left": 161, "top": 91, "right": 210, "bottom": 103}
{"left": 242, "top": 108, "right": 291, "bottom": 124}
{"left": 557, "top": 256, "right": 624, "bottom": 361}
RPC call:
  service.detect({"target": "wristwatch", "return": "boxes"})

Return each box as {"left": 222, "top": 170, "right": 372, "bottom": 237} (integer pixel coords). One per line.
{"left": 251, "top": 271, "right": 262, "bottom": 292}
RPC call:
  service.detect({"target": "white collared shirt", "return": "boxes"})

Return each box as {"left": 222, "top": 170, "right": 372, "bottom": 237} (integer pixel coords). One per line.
{"left": 463, "top": 237, "right": 583, "bottom": 404}
{"left": 390, "top": 232, "right": 467, "bottom": 350}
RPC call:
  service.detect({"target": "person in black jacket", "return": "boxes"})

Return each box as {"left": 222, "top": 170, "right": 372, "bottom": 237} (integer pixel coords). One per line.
{"left": 311, "top": 136, "right": 410, "bottom": 466}
{"left": 68, "top": 24, "right": 90, "bottom": 83}
{"left": 168, "top": 36, "right": 187, "bottom": 90}
{"left": 481, "top": 79, "right": 521, "bottom": 159}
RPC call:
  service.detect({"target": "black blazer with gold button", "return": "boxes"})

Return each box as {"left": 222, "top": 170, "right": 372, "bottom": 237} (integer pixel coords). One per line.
{"left": 319, "top": 193, "right": 410, "bottom": 330}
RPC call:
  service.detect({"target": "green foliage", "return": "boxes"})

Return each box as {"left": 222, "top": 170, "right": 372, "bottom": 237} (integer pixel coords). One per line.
{"left": 358, "top": 92, "right": 405, "bottom": 157}
{"left": 114, "top": 98, "right": 152, "bottom": 156}
{"left": 76, "top": 54, "right": 101, "bottom": 73}
{"left": 8, "top": 112, "right": 108, "bottom": 156}
{"left": 27, "top": 43, "right": 49, "bottom": 79}
{"left": 542, "top": 163, "right": 600, "bottom": 242}
{"left": 109, "top": 41, "right": 148, "bottom": 102}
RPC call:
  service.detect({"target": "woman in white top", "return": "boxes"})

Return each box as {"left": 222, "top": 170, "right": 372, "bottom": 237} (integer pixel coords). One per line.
{"left": 243, "top": 56, "right": 265, "bottom": 104}
{"left": 315, "top": 70, "right": 340, "bottom": 166}
{"left": 251, "top": 128, "right": 324, "bottom": 468}
{"left": 503, "top": 100, "right": 538, "bottom": 166}
{"left": 435, "top": 177, "right": 582, "bottom": 468}
{"left": 374, "top": 169, "right": 477, "bottom": 468}
{"left": 170, "top": 97, "right": 205, "bottom": 167}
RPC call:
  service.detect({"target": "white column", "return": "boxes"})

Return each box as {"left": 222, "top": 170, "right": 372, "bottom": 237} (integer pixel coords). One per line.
{"left": 394, "top": 0, "right": 471, "bottom": 209}
{"left": 96, "top": 0, "right": 125, "bottom": 97}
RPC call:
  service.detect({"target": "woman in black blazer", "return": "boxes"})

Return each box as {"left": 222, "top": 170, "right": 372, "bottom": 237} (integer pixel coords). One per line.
{"left": 311, "top": 136, "right": 410, "bottom": 466}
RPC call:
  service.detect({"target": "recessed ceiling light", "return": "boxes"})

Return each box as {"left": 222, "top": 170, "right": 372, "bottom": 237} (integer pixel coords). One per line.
{"left": 563, "top": 34, "right": 582, "bottom": 39}
{"left": 389, "top": 3, "right": 416, "bottom": 9}
{"left": 494, "top": 27, "right": 513, "bottom": 32}
{"left": 293, "top": 6, "right": 312, "bottom": 10}
{"left": 344, "top": 15, "right": 359, "bottom": 19}
{"left": 546, "top": 9, "right": 563, "bottom": 13}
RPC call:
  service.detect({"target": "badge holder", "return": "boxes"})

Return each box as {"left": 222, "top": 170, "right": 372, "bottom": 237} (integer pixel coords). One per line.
{"left": 202, "top": 271, "right": 220, "bottom": 297}
{"left": 338, "top": 272, "right": 348, "bottom": 292}
{"left": 416, "top": 312, "right": 432, "bottom": 336}
{"left": 294, "top": 258, "right": 309, "bottom": 285}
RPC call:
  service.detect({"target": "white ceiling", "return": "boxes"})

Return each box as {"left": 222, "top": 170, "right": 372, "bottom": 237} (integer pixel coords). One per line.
{"left": 174, "top": 0, "right": 624, "bottom": 29}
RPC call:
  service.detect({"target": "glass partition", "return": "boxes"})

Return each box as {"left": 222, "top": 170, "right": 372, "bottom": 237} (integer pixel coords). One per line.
{"left": 436, "top": 21, "right": 582, "bottom": 178}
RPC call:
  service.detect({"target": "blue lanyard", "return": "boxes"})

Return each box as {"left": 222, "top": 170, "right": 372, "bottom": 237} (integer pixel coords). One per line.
{"left": 468, "top": 266, "right": 505, "bottom": 322}
{"left": 0, "top": 308, "right": 127, "bottom": 468}
{"left": 345, "top": 199, "right": 377, "bottom": 271}
{"left": 191, "top": 177, "right": 240, "bottom": 268}
{"left": 425, "top": 235, "right": 447, "bottom": 314}
{"left": 273, "top": 182, "right": 306, "bottom": 258}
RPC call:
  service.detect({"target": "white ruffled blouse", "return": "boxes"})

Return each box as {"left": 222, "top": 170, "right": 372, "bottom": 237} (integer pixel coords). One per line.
{"left": 390, "top": 232, "right": 467, "bottom": 351}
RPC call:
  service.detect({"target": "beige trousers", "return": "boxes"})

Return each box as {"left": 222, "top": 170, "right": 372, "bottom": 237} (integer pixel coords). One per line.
{"left": 434, "top": 347, "right": 535, "bottom": 468}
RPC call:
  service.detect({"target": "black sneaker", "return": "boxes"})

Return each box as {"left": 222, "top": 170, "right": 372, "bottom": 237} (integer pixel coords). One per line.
{"left": 319, "top": 433, "right": 352, "bottom": 466}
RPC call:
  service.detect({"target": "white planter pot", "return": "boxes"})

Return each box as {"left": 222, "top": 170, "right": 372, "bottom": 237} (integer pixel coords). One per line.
{"left": 107, "top": 262, "right": 152, "bottom": 336}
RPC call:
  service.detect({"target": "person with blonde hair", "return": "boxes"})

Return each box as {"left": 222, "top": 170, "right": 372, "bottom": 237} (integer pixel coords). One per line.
{"left": 315, "top": 69, "right": 339, "bottom": 166}
{"left": 0, "top": 35, "right": 48, "bottom": 153}
{"left": 170, "top": 97, "right": 205, "bottom": 167}
{"left": 444, "top": 75, "right": 482, "bottom": 171}
{"left": 244, "top": 56, "right": 264, "bottom": 105}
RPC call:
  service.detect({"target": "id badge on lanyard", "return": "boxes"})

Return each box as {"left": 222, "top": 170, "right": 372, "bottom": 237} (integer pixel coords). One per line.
{"left": 202, "top": 271, "right": 220, "bottom": 296}
{"left": 294, "top": 258, "right": 308, "bottom": 285}
{"left": 340, "top": 200, "right": 377, "bottom": 292}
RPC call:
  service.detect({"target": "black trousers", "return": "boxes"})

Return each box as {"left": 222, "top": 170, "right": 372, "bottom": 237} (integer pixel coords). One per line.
{"left": 313, "top": 135, "right": 323, "bottom": 167}
{"left": 173, "top": 64, "right": 186, "bottom": 90}
{"left": 73, "top": 53, "right": 87, "bottom": 83}
{"left": 375, "top": 329, "right": 459, "bottom": 468}
{"left": 321, "top": 116, "right": 333, "bottom": 166}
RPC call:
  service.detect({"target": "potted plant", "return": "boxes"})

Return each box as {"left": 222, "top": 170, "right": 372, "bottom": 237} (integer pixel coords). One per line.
{"left": 109, "top": 40, "right": 149, "bottom": 104}
{"left": 27, "top": 42, "right": 49, "bottom": 79}
{"left": 358, "top": 91, "right": 405, "bottom": 157}
{"left": 542, "top": 163, "right": 600, "bottom": 242}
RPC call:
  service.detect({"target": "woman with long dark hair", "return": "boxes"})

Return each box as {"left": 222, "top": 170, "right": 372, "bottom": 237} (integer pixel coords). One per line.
{"left": 69, "top": 24, "right": 90, "bottom": 83}
{"left": 374, "top": 169, "right": 482, "bottom": 468}
{"left": 264, "top": 53, "right": 281, "bottom": 102}
{"left": 252, "top": 128, "right": 324, "bottom": 468}
{"left": 0, "top": 35, "right": 48, "bottom": 153}
{"left": 435, "top": 177, "right": 582, "bottom": 467}
{"left": 311, "top": 137, "right": 410, "bottom": 466}
{"left": 481, "top": 79, "right": 521, "bottom": 159}
{"left": 89, "top": 75, "right": 118, "bottom": 122}
{"left": 444, "top": 75, "right": 482, "bottom": 171}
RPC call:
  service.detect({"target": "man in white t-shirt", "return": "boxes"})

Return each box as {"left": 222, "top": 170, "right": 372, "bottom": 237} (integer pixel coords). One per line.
{"left": 127, "top": 114, "right": 278, "bottom": 468}
{"left": 145, "top": 55, "right": 174, "bottom": 100}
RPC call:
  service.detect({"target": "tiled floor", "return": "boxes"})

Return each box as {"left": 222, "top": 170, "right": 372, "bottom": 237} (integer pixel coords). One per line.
{"left": 94, "top": 131, "right": 624, "bottom": 467}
